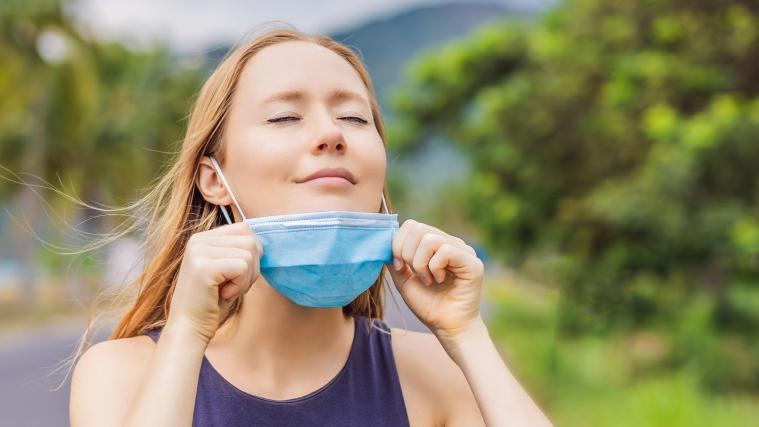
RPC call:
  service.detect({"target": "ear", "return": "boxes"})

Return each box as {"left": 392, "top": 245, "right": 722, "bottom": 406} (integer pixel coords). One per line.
{"left": 196, "top": 156, "right": 232, "bottom": 206}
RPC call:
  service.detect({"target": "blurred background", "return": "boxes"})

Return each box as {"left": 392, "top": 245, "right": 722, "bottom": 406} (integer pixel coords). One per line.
{"left": 1, "top": 0, "right": 758, "bottom": 425}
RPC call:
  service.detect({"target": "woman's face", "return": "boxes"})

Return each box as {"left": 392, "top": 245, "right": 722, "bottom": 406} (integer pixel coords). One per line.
{"left": 201, "top": 40, "right": 386, "bottom": 219}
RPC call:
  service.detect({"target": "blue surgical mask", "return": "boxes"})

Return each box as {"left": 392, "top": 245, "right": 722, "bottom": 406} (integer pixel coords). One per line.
{"left": 208, "top": 156, "right": 399, "bottom": 307}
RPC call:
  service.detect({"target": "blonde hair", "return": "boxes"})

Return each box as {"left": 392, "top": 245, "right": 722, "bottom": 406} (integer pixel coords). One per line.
{"left": 50, "top": 26, "right": 398, "bottom": 388}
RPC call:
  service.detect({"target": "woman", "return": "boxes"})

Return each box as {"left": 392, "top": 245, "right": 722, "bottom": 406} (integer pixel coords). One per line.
{"left": 69, "top": 28, "right": 553, "bottom": 427}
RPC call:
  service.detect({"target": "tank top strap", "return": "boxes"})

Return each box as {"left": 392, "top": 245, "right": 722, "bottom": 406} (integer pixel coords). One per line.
{"left": 350, "top": 315, "right": 398, "bottom": 379}
{"left": 346, "top": 315, "right": 409, "bottom": 419}
{"left": 144, "top": 327, "right": 161, "bottom": 343}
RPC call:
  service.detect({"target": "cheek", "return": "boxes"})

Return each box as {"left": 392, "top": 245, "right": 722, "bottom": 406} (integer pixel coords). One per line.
{"left": 359, "top": 140, "right": 387, "bottom": 183}
{"left": 232, "top": 138, "right": 292, "bottom": 182}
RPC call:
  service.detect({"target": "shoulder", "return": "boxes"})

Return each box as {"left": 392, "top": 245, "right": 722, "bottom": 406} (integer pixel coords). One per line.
{"left": 69, "top": 332, "right": 156, "bottom": 426}
{"left": 390, "top": 327, "right": 485, "bottom": 426}
{"left": 73, "top": 332, "right": 156, "bottom": 377}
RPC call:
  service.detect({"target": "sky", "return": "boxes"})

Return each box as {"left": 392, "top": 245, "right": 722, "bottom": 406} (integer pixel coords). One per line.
{"left": 69, "top": 0, "right": 554, "bottom": 53}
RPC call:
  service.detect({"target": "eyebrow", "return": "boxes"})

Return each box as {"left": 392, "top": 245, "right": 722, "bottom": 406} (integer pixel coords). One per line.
{"left": 260, "top": 89, "right": 369, "bottom": 107}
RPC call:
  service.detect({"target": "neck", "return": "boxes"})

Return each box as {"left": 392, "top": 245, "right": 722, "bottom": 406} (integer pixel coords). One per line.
{"left": 209, "top": 276, "right": 355, "bottom": 374}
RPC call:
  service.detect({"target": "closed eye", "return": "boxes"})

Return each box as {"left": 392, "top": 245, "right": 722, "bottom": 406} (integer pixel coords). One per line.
{"left": 340, "top": 116, "right": 369, "bottom": 125}
{"left": 267, "top": 116, "right": 299, "bottom": 123}
{"left": 268, "top": 116, "right": 368, "bottom": 125}
{"left": 344, "top": 116, "right": 369, "bottom": 124}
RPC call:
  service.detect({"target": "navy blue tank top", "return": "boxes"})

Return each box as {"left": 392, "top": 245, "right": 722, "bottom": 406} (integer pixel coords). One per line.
{"left": 145, "top": 315, "right": 410, "bottom": 426}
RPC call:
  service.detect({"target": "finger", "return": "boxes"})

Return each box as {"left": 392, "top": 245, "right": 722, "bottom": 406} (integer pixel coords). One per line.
{"left": 388, "top": 263, "right": 417, "bottom": 297}
{"left": 391, "top": 219, "right": 417, "bottom": 263}
{"left": 399, "top": 222, "right": 423, "bottom": 274}
{"left": 400, "top": 224, "right": 448, "bottom": 276}
{"left": 411, "top": 233, "right": 450, "bottom": 285}
{"left": 219, "top": 282, "right": 240, "bottom": 301}
{"left": 428, "top": 244, "right": 485, "bottom": 282}
{"left": 202, "top": 246, "right": 255, "bottom": 262}
{"left": 387, "top": 255, "right": 416, "bottom": 290}
{"left": 204, "top": 221, "right": 252, "bottom": 236}
{"left": 435, "top": 231, "right": 472, "bottom": 254}
{"left": 445, "top": 240, "right": 476, "bottom": 256}
{"left": 429, "top": 231, "right": 475, "bottom": 257}
{"left": 207, "top": 249, "right": 260, "bottom": 292}
{"left": 197, "top": 235, "right": 262, "bottom": 254}
{"left": 219, "top": 278, "right": 257, "bottom": 301}
{"left": 206, "top": 257, "right": 249, "bottom": 290}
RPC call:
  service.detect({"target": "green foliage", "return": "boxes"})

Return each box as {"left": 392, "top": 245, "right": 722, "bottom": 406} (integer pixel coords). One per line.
{"left": 0, "top": 0, "right": 205, "bottom": 204}
{"left": 486, "top": 279, "right": 759, "bottom": 426}
{"left": 391, "top": 0, "right": 759, "bottom": 390}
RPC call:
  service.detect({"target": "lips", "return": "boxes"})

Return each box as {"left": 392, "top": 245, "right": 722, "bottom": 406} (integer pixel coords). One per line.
{"left": 297, "top": 167, "right": 356, "bottom": 184}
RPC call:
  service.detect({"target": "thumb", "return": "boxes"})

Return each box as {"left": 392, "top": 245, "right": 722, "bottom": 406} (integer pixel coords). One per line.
{"left": 217, "top": 282, "right": 237, "bottom": 317}
{"left": 388, "top": 260, "right": 418, "bottom": 293}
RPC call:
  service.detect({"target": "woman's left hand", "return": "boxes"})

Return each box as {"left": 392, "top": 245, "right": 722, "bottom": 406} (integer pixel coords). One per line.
{"left": 388, "top": 219, "right": 485, "bottom": 341}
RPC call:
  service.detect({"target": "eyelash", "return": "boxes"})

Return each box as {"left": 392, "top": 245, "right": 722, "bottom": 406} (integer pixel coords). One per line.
{"left": 268, "top": 116, "right": 368, "bottom": 125}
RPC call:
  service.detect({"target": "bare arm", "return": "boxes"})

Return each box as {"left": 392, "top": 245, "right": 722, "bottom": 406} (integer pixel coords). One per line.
{"left": 436, "top": 315, "right": 553, "bottom": 427}
{"left": 122, "top": 319, "right": 209, "bottom": 427}
{"left": 388, "top": 218, "right": 553, "bottom": 426}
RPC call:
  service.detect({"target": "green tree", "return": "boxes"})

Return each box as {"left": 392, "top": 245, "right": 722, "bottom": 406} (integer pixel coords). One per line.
{"left": 390, "top": 0, "right": 759, "bottom": 388}
{"left": 0, "top": 0, "right": 203, "bottom": 304}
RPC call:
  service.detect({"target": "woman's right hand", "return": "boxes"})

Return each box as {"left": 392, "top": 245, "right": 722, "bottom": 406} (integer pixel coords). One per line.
{"left": 167, "top": 222, "right": 263, "bottom": 343}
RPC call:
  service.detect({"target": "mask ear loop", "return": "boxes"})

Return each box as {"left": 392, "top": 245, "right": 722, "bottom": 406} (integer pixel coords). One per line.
{"left": 209, "top": 156, "right": 247, "bottom": 224}
{"left": 379, "top": 190, "right": 405, "bottom": 328}
{"left": 380, "top": 192, "right": 389, "bottom": 214}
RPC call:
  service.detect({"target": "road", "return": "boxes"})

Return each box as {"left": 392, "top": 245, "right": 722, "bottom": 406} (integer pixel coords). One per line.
{"left": 0, "top": 318, "right": 109, "bottom": 427}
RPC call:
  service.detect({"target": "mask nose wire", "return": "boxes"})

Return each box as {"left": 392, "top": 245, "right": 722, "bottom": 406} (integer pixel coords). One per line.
{"left": 209, "top": 156, "right": 247, "bottom": 224}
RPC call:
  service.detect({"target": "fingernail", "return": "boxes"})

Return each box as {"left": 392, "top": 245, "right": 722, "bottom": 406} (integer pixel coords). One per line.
{"left": 393, "top": 258, "right": 402, "bottom": 271}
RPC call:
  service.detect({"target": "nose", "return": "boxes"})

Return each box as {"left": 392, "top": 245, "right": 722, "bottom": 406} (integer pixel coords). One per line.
{"left": 311, "top": 112, "right": 347, "bottom": 155}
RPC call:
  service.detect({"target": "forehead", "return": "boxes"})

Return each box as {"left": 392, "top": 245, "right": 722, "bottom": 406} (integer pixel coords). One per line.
{"left": 236, "top": 41, "right": 370, "bottom": 106}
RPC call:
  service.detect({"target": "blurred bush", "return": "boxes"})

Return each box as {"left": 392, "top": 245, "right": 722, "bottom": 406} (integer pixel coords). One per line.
{"left": 486, "top": 278, "right": 759, "bottom": 427}
{"left": 390, "top": 0, "right": 759, "bottom": 392}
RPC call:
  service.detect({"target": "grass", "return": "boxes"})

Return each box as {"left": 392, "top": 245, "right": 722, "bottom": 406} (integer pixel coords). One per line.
{"left": 483, "top": 274, "right": 759, "bottom": 427}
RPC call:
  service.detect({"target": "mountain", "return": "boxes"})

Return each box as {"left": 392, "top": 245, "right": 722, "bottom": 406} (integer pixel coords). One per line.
{"left": 328, "top": 1, "right": 524, "bottom": 113}
{"left": 194, "top": 2, "right": 529, "bottom": 113}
